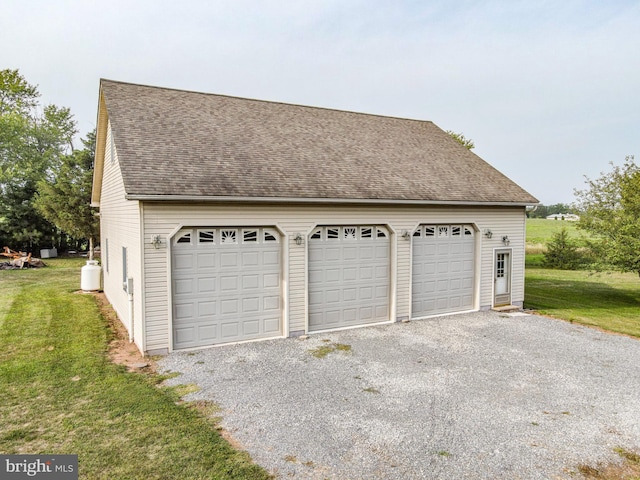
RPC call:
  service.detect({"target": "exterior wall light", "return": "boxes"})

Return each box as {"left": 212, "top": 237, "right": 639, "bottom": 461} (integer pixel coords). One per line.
{"left": 294, "top": 233, "right": 304, "bottom": 245}
{"left": 484, "top": 229, "right": 493, "bottom": 239}
{"left": 151, "top": 234, "right": 162, "bottom": 249}
{"left": 401, "top": 230, "right": 411, "bottom": 240}
{"left": 502, "top": 235, "right": 510, "bottom": 246}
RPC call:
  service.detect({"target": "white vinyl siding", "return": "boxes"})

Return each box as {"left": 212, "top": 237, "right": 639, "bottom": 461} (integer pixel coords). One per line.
{"left": 140, "top": 203, "right": 527, "bottom": 353}
{"left": 99, "top": 122, "right": 143, "bottom": 351}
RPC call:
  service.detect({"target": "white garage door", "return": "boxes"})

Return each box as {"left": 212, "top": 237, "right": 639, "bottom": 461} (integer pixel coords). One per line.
{"left": 172, "top": 227, "right": 281, "bottom": 350}
{"left": 412, "top": 225, "right": 475, "bottom": 318}
{"left": 309, "top": 226, "right": 390, "bottom": 332}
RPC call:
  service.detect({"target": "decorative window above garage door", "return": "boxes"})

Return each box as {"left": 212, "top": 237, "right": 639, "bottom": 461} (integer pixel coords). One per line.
{"left": 412, "top": 225, "right": 474, "bottom": 239}
{"left": 310, "top": 226, "right": 389, "bottom": 241}
{"left": 173, "top": 228, "right": 279, "bottom": 246}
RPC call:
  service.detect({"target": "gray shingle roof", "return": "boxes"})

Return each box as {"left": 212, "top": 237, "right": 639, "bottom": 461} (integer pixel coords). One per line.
{"left": 99, "top": 79, "right": 538, "bottom": 204}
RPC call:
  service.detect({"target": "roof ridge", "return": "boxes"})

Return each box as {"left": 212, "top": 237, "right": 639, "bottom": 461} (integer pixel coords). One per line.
{"left": 99, "top": 78, "right": 436, "bottom": 126}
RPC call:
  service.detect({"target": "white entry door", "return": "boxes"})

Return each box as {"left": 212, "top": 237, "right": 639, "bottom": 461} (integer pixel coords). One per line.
{"left": 494, "top": 249, "right": 511, "bottom": 306}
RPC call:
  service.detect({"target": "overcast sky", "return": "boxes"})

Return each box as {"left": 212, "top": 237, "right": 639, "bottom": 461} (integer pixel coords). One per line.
{"left": 2, "top": 0, "right": 639, "bottom": 204}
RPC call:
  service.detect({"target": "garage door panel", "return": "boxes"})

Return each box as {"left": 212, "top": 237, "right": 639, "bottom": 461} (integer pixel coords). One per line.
{"left": 359, "top": 286, "right": 373, "bottom": 300}
{"left": 198, "top": 324, "right": 218, "bottom": 341}
{"left": 175, "top": 278, "right": 193, "bottom": 295}
{"left": 221, "top": 299, "right": 238, "bottom": 314}
{"left": 359, "top": 306, "right": 373, "bottom": 320}
{"left": 263, "top": 250, "right": 279, "bottom": 265}
{"left": 375, "top": 285, "right": 388, "bottom": 299}
{"left": 174, "top": 326, "right": 196, "bottom": 345}
{"left": 325, "top": 247, "right": 342, "bottom": 262}
{"left": 412, "top": 224, "right": 475, "bottom": 318}
{"left": 309, "top": 225, "right": 390, "bottom": 331}
{"left": 220, "top": 252, "right": 238, "bottom": 268}
{"left": 342, "top": 288, "right": 356, "bottom": 301}
{"left": 241, "top": 274, "right": 259, "bottom": 289}
{"left": 196, "top": 253, "right": 216, "bottom": 269}
{"left": 264, "top": 317, "right": 280, "bottom": 333}
{"left": 174, "top": 253, "right": 194, "bottom": 270}
{"left": 172, "top": 227, "right": 282, "bottom": 349}
{"left": 263, "top": 273, "right": 280, "bottom": 288}
{"left": 175, "top": 302, "right": 194, "bottom": 320}
{"left": 198, "top": 300, "right": 216, "bottom": 316}
{"left": 220, "top": 276, "right": 238, "bottom": 291}
{"left": 437, "top": 263, "right": 450, "bottom": 274}
{"left": 343, "top": 246, "right": 358, "bottom": 260}
{"left": 242, "top": 251, "right": 259, "bottom": 266}
{"left": 243, "top": 320, "right": 260, "bottom": 335}
{"left": 242, "top": 297, "right": 259, "bottom": 313}
{"left": 263, "top": 296, "right": 279, "bottom": 310}
{"left": 359, "top": 245, "right": 374, "bottom": 260}
{"left": 197, "top": 277, "right": 216, "bottom": 294}
{"left": 326, "top": 289, "right": 341, "bottom": 304}
{"left": 220, "top": 322, "right": 239, "bottom": 339}
{"left": 359, "top": 266, "right": 373, "bottom": 280}
{"left": 375, "top": 265, "right": 388, "bottom": 278}
{"left": 325, "top": 268, "right": 341, "bottom": 283}
{"left": 344, "top": 267, "right": 357, "bottom": 281}
{"left": 309, "top": 291, "right": 323, "bottom": 306}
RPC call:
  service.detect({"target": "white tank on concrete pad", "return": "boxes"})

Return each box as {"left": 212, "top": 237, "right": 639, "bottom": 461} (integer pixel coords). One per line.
{"left": 81, "top": 260, "right": 102, "bottom": 291}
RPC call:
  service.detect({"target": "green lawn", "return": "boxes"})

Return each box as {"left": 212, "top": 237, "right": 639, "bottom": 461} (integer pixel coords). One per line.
{"left": 525, "top": 260, "right": 640, "bottom": 338}
{"left": 0, "top": 258, "right": 271, "bottom": 480}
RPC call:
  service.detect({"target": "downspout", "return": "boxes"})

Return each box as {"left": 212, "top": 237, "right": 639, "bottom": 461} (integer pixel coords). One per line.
{"left": 126, "top": 277, "right": 134, "bottom": 343}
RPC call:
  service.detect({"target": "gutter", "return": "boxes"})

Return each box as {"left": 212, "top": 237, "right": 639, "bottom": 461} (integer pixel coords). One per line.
{"left": 125, "top": 194, "right": 538, "bottom": 207}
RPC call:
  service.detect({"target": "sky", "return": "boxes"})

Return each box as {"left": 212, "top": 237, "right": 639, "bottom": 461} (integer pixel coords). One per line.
{"left": 2, "top": 0, "right": 639, "bottom": 204}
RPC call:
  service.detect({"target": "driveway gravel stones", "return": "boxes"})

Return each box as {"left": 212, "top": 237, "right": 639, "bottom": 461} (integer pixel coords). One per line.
{"left": 158, "top": 311, "right": 640, "bottom": 479}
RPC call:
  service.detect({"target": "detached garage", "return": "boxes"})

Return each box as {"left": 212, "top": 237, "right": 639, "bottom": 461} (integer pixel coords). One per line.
{"left": 91, "top": 80, "right": 538, "bottom": 355}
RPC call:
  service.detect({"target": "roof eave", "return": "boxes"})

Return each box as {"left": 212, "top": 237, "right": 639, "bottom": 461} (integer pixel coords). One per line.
{"left": 125, "top": 194, "right": 538, "bottom": 207}
{"left": 91, "top": 86, "right": 109, "bottom": 206}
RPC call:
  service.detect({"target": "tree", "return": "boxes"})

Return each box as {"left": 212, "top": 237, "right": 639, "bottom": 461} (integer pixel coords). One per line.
{"left": 446, "top": 130, "right": 475, "bottom": 150}
{"left": 542, "top": 228, "right": 583, "bottom": 270}
{"left": 0, "top": 69, "right": 77, "bottom": 252}
{"left": 527, "top": 203, "right": 575, "bottom": 219}
{"left": 574, "top": 155, "right": 640, "bottom": 276}
{"left": 34, "top": 131, "right": 99, "bottom": 259}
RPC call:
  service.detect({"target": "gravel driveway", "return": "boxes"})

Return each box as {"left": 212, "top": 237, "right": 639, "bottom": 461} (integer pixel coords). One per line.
{"left": 158, "top": 311, "right": 640, "bottom": 479}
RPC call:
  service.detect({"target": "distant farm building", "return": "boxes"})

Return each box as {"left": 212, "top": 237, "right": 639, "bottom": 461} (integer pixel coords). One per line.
{"left": 546, "top": 213, "right": 580, "bottom": 221}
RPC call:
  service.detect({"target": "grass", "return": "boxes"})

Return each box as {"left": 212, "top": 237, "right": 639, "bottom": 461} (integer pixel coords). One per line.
{"left": 525, "top": 268, "right": 640, "bottom": 338}
{"left": 0, "top": 258, "right": 270, "bottom": 480}
{"left": 525, "top": 218, "right": 587, "bottom": 255}
{"left": 526, "top": 218, "right": 581, "bottom": 245}
{"left": 525, "top": 217, "right": 640, "bottom": 338}
{"left": 308, "top": 342, "right": 352, "bottom": 358}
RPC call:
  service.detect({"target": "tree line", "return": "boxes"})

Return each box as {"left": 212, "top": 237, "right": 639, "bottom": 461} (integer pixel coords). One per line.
{"left": 0, "top": 69, "right": 98, "bottom": 255}
{"left": 527, "top": 203, "right": 577, "bottom": 219}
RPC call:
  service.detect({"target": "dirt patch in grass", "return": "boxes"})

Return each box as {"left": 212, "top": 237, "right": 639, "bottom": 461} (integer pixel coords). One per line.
{"left": 93, "top": 292, "right": 158, "bottom": 373}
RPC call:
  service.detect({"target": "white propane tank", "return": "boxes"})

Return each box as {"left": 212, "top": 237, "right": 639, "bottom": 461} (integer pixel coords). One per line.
{"left": 81, "top": 260, "right": 102, "bottom": 291}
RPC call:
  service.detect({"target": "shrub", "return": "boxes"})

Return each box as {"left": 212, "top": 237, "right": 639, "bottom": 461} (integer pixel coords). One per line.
{"left": 543, "top": 228, "right": 585, "bottom": 270}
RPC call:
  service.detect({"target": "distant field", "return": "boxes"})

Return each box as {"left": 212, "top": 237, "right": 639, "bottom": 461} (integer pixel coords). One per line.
{"left": 525, "top": 218, "right": 588, "bottom": 254}
{"left": 526, "top": 218, "right": 581, "bottom": 245}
